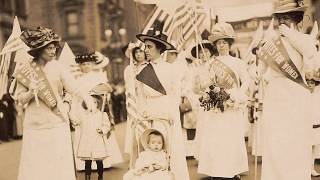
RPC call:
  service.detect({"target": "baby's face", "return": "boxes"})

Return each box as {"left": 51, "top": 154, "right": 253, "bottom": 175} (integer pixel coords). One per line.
{"left": 148, "top": 134, "right": 163, "bottom": 152}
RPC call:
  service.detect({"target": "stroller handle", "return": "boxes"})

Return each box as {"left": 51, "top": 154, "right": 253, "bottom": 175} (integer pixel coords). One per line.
{"left": 133, "top": 117, "right": 173, "bottom": 128}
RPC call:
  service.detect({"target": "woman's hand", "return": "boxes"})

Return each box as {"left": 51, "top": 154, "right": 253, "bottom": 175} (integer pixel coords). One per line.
{"left": 279, "top": 24, "right": 317, "bottom": 59}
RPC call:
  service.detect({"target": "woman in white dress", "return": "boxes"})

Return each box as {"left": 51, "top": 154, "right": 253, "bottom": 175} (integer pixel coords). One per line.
{"left": 260, "top": 1, "right": 318, "bottom": 180}
{"left": 15, "top": 27, "right": 96, "bottom": 180}
{"left": 135, "top": 21, "right": 190, "bottom": 180}
{"left": 197, "top": 22, "right": 249, "bottom": 179}
{"left": 189, "top": 40, "right": 216, "bottom": 159}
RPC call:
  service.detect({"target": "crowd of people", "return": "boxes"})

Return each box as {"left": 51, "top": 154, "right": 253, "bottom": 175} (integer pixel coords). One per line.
{"left": 1, "top": 0, "right": 320, "bottom": 180}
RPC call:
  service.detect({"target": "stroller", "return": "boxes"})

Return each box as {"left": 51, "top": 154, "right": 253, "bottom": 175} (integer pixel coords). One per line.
{"left": 123, "top": 118, "right": 175, "bottom": 180}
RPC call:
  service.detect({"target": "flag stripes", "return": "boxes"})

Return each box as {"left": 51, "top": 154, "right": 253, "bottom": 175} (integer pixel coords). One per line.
{"left": 138, "top": 1, "right": 207, "bottom": 51}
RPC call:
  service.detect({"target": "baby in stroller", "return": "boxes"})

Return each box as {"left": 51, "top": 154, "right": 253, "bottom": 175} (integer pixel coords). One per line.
{"left": 123, "top": 128, "right": 173, "bottom": 180}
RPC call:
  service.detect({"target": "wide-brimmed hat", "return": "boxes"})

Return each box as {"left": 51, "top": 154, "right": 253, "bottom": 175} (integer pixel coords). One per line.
{"left": 75, "top": 51, "right": 109, "bottom": 69}
{"left": 140, "top": 128, "right": 167, "bottom": 151}
{"left": 75, "top": 52, "right": 97, "bottom": 64}
{"left": 89, "top": 83, "right": 113, "bottom": 95}
{"left": 273, "top": 0, "right": 307, "bottom": 14}
{"left": 136, "top": 20, "right": 175, "bottom": 51}
{"left": 191, "top": 40, "right": 216, "bottom": 58}
{"left": 208, "top": 22, "right": 236, "bottom": 44}
{"left": 20, "top": 26, "right": 61, "bottom": 57}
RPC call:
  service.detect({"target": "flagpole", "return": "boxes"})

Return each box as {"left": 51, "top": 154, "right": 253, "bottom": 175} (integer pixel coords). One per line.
{"left": 134, "top": 2, "right": 142, "bottom": 32}
{"left": 191, "top": 4, "right": 209, "bottom": 62}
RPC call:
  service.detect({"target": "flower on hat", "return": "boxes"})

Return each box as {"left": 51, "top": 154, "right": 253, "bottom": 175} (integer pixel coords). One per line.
{"left": 21, "top": 26, "right": 60, "bottom": 49}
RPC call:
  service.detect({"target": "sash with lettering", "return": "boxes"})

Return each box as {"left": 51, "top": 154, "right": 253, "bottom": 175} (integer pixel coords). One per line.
{"left": 209, "top": 57, "right": 239, "bottom": 89}
{"left": 14, "top": 62, "right": 57, "bottom": 109}
{"left": 258, "top": 37, "right": 310, "bottom": 90}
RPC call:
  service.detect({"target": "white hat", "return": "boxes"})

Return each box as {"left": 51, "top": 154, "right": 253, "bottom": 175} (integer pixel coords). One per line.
{"left": 208, "top": 22, "right": 236, "bottom": 43}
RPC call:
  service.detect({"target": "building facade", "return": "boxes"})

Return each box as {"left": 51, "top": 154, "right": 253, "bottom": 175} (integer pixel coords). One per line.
{"left": 22, "top": 0, "right": 154, "bottom": 83}
{"left": 0, "top": 0, "right": 28, "bottom": 50}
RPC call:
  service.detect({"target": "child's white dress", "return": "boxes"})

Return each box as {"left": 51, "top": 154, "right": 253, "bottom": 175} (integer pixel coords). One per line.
{"left": 70, "top": 71, "right": 123, "bottom": 170}
{"left": 76, "top": 110, "right": 110, "bottom": 160}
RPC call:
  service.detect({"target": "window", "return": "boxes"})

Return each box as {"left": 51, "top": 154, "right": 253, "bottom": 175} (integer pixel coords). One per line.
{"left": 0, "top": 0, "right": 12, "bottom": 13}
{"left": 15, "top": 0, "right": 27, "bottom": 16}
{"left": 66, "top": 12, "right": 79, "bottom": 36}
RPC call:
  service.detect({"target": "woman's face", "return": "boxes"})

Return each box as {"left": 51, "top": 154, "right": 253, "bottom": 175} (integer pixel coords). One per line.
{"left": 134, "top": 49, "right": 146, "bottom": 63}
{"left": 80, "top": 62, "right": 95, "bottom": 73}
{"left": 277, "top": 14, "right": 296, "bottom": 27}
{"left": 199, "top": 48, "right": 212, "bottom": 62}
{"left": 40, "top": 43, "right": 57, "bottom": 62}
{"left": 166, "top": 52, "right": 177, "bottom": 63}
{"left": 144, "top": 40, "right": 161, "bottom": 61}
{"left": 216, "top": 39, "right": 230, "bottom": 56}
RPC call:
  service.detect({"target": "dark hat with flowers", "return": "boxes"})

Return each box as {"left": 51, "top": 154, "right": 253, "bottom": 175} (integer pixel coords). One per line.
{"left": 75, "top": 52, "right": 98, "bottom": 64}
{"left": 136, "top": 20, "right": 175, "bottom": 51}
{"left": 20, "top": 26, "right": 61, "bottom": 57}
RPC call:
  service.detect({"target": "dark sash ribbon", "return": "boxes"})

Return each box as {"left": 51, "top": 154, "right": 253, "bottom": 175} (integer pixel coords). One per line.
{"left": 258, "top": 37, "right": 310, "bottom": 90}
{"left": 209, "top": 58, "right": 239, "bottom": 89}
{"left": 14, "top": 62, "right": 58, "bottom": 109}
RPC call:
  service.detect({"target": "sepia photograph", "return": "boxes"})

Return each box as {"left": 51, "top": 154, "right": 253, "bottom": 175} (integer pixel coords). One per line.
{"left": 0, "top": 0, "right": 320, "bottom": 179}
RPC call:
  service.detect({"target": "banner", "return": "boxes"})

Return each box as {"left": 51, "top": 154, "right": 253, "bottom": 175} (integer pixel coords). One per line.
{"left": 258, "top": 37, "right": 310, "bottom": 90}
{"left": 209, "top": 58, "right": 239, "bottom": 89}
{"left": 14, "top": 62, "right": 57, "bottom": 109}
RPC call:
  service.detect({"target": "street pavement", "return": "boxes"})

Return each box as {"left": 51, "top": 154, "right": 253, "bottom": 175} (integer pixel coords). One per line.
{"left": 0, "top": 122, "right": 320, "bottom": 180}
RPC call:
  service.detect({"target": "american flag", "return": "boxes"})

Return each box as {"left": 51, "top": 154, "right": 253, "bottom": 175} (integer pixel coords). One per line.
{"left": 0, "top": 16, "right": 27, "bottom": 97}
{"left": 138, "top": 0, "right": 207, "bottom": 51}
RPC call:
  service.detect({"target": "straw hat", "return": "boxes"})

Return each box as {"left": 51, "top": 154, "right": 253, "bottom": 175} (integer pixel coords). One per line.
{"left": 273, "top": 0, "right": 307, "bottom": 14}
{"left": 136, "top": 20, "right": 175, "bottom": 51}
{"left": 89, "top": 83, "right": 113, "bottom": 95}
{"left": 208, "top": 22, "right": 236, "bottom": 44}
{"left": 20, "top": 26, "right": 61, "bottom": 57}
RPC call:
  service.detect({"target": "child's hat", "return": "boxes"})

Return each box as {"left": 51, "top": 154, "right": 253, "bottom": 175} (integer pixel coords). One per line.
{"left": 89, "top": 83, "right": 113, "bottom": 95}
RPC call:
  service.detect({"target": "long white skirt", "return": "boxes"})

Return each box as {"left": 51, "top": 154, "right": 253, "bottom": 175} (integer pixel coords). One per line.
{"left": 261, "top": 78, "right": 312, "bottom": 180}
{"left": 193, "top": 109, "right": 208, "bottom": 160}
{"left": 198, "top": 109, "right": 248, "bottom": 178}
{"left": 72, "top": 127, "right": 123, "bottom": 170}
{"left": 18, "top": 124, "right": 76, "bottom": 180}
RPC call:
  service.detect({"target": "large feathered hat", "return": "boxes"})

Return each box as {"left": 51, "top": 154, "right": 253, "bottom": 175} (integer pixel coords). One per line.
{"left": 20, "top": 26, "right": 61, "bottom": 57}
{"left": 208, "top": 22, "right": 236, "bottom": 44}
{"left": 273, "top": 0, "right": 307, "bottom": 14}
{"left": 136, "top": 20, "right": 175, "bottom": 51}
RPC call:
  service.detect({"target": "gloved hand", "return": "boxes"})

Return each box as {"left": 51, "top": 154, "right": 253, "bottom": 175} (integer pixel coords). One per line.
{"left": 279, "top": 24, "right": 318, "bottom": 59}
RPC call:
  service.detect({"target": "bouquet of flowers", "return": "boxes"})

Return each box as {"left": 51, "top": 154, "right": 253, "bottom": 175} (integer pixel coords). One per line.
{"left": 199, "top": 85, "right": 231, "bottom": 112}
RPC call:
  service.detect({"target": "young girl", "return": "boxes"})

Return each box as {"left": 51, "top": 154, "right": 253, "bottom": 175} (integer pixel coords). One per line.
{"left": 72, "top": 92, "right": 112, "bottom": 180}
{"left": 70, "top": 52, "right": 123, "bottom": 171}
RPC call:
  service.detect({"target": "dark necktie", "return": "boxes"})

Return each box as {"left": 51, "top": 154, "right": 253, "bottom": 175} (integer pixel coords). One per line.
{"left": 136, "top": 63, "right": 167, "bottom": 95}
